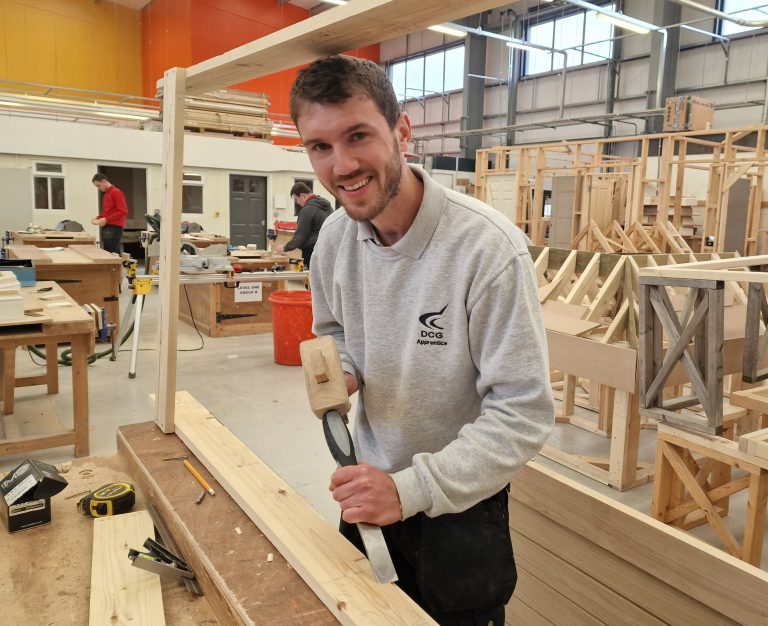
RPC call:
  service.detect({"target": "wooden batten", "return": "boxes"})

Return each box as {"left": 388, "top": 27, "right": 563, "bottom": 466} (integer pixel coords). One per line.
{"left": 156, "top": 67, "right": 186, "bottom": 434}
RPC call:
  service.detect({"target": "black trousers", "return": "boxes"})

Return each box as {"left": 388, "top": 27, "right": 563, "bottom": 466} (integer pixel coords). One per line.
{"left": 101, "top": 225, "right": 123, "bottom": 254}
{"left": 301, "top": 245, "right": 314, "bottom": 270}
{"left": 340, "top": 488, "right": 516, "bottom": 626}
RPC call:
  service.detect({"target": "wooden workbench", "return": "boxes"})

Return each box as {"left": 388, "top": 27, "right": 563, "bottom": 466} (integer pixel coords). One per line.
{"left": 0, "top": 455, "right": 217, "bottom": 625}
{"left": 7, "top": 245, "right": 122, "bottom": 336}
{"left": 0, "top": 282, "right": 93, "bottom": 457}
{"left": 117, "top": 421, "right": 336, "bottom": 625}
{"left": 10, "top": 230, "right": 96, "bottom": 248}
{"left": 178, "top": 257, "right": 300, "bottom": 338}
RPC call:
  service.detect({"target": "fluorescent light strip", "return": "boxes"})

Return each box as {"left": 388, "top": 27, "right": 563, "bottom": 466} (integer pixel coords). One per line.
{"left": 428, "top": 25, "right": 467, "bottom": 38}
{"left": 595, "top": 12, "right": 651, "bottom": 34}
{"left": 93, "top": 111, "right": 151, "bottom": 120}
{"left": 317, "top": 0, "right": 347, "bottom": 5}
{"left": 0, "top": 100, "right": 27, "bottom": 107}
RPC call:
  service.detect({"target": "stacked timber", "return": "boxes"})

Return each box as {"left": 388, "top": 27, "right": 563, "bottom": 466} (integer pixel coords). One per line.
{"left": 156, "top": 88, "right": 274, "bottom": 138}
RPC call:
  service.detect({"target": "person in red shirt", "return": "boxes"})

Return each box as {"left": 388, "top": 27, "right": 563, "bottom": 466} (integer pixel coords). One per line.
{"left": 91, "top": 173, "right": 128, "bottom": 254}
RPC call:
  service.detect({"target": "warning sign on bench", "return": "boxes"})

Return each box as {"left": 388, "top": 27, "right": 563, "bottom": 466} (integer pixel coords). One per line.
{"left": 235, "top": 283, "right": 262, "bottom": 302}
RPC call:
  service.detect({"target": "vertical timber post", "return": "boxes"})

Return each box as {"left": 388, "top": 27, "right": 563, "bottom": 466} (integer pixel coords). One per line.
{"left": 155, "top": 67, "right": 186, "bottom": 433}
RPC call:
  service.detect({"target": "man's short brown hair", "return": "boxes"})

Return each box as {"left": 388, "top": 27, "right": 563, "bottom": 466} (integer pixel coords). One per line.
{"left": 290, "top": 182, "right": 312, "bottom": 197}
{"left": 290, "top": 55, "right": 401, "bottom": 129}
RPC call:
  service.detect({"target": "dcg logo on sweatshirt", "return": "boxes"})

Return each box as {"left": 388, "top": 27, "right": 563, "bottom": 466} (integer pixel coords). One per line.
{"left": 417, "top": 305, "right": 448, "bottom": 346}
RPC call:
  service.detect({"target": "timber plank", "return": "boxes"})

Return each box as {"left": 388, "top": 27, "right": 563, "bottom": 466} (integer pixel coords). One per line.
{"left": 89, "top": 511, "right": 165, "bottom": 625}
{"left": 512, "top": 533, "right": 663, "bottom": 625}
{"left": 511, "top": 462, "right": 768, "bottom": 625}
{"left": 183, "top": 0, "right": 510, "bottom": 94}
{"left": 169, "top": 391, "right": 433, "bottom": 625}
{"left": 117, "top": 421, "right": 336, "bottom": 625}
{"left": 509, "top": 498, "right": 736, "bottom": 625}
{"left": 505, "top": 597, "right": 553, "bottom": 626}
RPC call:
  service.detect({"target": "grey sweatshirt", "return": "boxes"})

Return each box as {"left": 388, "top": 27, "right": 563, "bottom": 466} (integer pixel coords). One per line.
{"left": 310, "top": 166, "right": 554, "bottom": 520}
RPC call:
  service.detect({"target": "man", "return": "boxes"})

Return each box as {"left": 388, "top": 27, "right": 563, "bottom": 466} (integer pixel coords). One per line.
{"left": 276, "top": 182, "right": 333, "bottom": 268}
{"left": 91, "top": 173, "right": 128, "bottom": 254}
{"left": 290, "top": 56, "right": 553, "bottom": 625}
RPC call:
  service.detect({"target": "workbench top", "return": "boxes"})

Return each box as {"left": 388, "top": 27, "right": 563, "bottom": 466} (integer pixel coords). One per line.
{"left": 7, "top": 245, "right": 121, "bottom": 265}
{"left": 0, "top": 455, "right": 218, "bottom": 625}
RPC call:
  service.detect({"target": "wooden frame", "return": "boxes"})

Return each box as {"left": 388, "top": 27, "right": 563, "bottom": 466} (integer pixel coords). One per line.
{"left": 639, "top": 256, "right": 768, "bottom": 434}
{"left": 653, "top": 423, "right": 768, "bottom": 567}
{"left": 476, "top": 126, "right": 768, "bottom": 255}
{"left": 639, "top": 276, "right": 724, "bottom": 433}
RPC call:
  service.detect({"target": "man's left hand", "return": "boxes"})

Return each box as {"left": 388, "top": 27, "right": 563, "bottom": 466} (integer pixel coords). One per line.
{"left": 91, "top": 217, "right": 106, "bottom": 227}
{"left": 330, "top": 463, "right": 402, "bottom": 526}
{"left": 275, "top": 244, "right": 285, "bottom": 252}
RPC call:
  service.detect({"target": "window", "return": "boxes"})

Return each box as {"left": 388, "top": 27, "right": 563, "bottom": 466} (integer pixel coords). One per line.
{"left": 720, "top": 0, "right": 768, "bottom": 36}
{"left": 388, "top": 45, "right": 465, "bottom": 101}
{"left": 33, "top": 162, "right": 65, "bottom": 210}
{"left": 524, "top": 5, "right": 614, "bottom": 75}
{"left": 182, "top": 172, "right": 203, "bottom": 214}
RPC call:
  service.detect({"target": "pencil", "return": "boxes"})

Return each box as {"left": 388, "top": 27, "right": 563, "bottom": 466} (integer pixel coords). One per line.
{"left": 184, "top": 459, "right": 216, "bottom": 496}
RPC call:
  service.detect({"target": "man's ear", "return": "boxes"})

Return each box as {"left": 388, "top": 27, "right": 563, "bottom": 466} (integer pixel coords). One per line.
{"left": 395, "top": 112, "right": 412, "bottom": 152}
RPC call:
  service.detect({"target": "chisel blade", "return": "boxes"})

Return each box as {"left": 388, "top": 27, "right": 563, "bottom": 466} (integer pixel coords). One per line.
{"left": 357, "top": 522, "right": 398, "bottom": 584}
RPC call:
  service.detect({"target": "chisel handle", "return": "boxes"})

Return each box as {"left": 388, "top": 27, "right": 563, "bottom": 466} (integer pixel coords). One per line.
{"left": 300, "top": 336, "right": 351, "bottom": 419}
{"left": 322, "top": 410, "right": 357, "bottom": 467}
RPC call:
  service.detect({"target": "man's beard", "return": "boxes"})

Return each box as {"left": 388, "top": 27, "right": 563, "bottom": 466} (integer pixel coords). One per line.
{"left": 334, "top": 139, "right": 403, "bottom": 222}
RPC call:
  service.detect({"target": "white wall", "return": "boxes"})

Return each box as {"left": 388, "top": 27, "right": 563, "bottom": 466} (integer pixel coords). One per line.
{"left": 0, "top": 116, "right": 330, "bottom": 239}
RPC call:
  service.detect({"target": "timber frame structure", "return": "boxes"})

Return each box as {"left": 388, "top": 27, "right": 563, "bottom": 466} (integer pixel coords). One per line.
{"left": 475, "top": 126, "right": 768, "bottom": 256}
{"left": 533, "top": 246, "right": 750, "bottom": 490}
{"left": 639, "top": 255, "right": 768, "bottom": 434}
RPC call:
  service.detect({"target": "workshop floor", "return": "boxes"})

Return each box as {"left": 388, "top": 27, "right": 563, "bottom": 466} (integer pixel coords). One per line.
{"left": 1, "top": 283, "right": 765, "bottom": 569}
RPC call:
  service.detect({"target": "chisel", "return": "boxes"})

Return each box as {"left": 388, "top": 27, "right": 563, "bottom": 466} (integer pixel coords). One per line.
{"left": 300, "top": 335, "right": 398, "bottom": 584}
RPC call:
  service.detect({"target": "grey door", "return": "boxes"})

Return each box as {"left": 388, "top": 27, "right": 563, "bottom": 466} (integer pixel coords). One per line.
{"left": 230, "top": 175, "right": 267, "bottom": 248}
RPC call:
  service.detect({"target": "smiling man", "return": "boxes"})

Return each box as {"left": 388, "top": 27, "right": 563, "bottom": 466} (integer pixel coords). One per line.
{"left": 290, "top": 55, "right": 554, "bottom": 625}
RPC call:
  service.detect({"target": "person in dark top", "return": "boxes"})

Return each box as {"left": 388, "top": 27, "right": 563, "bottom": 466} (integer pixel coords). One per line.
{"left": 91, "top": 173, "right": 128, "bottom": 254}
{"left": 276, "top": 182, "right": 333, "bottom": 268}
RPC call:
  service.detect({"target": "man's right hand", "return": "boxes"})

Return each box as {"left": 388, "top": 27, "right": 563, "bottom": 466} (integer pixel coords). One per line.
{"left": 344, "top": 372, "right": 358, "bottom": 396}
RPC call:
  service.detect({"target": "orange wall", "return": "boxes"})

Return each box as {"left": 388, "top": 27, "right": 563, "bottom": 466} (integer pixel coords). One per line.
{"left": 0, "top": 0, "right": 141, "bottom": 95}
{"left": 142, "top": 0, "right": 380, "bottom": 120}
{"left": 141, "top": 0, "right": 192, "bottom": 98}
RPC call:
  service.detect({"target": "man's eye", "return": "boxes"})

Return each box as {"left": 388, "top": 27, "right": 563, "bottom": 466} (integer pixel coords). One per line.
{"left": 350, "top": 132, "right": 367, "bottom": 142}
{"left": 311, "top": 143, "right": 331, "bottom": 152}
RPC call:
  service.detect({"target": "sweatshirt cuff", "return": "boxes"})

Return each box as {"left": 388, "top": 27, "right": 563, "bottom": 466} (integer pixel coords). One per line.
{"left": 391, "top": 467, "right": 431, "bottom": 520}
{"left": 339, "top": 357, "right": 362, "bottom": 388}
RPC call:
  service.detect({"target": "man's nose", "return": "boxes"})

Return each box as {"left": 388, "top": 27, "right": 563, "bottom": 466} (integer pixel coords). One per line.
{"left": 333, "top": 145, "right": 360, "bottom": 177}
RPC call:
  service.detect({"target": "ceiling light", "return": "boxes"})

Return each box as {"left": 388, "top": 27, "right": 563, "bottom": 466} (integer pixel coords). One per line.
{"left": 595, "top": 12, "right": 651, "bottom": 34}
{"left": 0, "top": 100, "right": 27, "bottom": 107}
{"left": 93, "top": 111, "right": 151, "bottom": 120}
{"left": 428, "top": 25, "right": 468, "bottom": 38}
{"left": 506, "top": 41, "right": 550, "bottom": 54}
{"left": 317, "top": 0, "right": 347, "bottom": 5}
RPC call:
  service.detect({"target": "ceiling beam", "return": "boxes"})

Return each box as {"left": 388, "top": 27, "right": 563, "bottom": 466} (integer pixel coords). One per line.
{"left": 182, "top": 0, "right": 505, "bottom": 95}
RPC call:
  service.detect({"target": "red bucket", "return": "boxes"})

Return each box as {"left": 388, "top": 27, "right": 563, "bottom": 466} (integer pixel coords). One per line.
{"left": 268, "top": 291, "right": 314, "bottom": 365}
